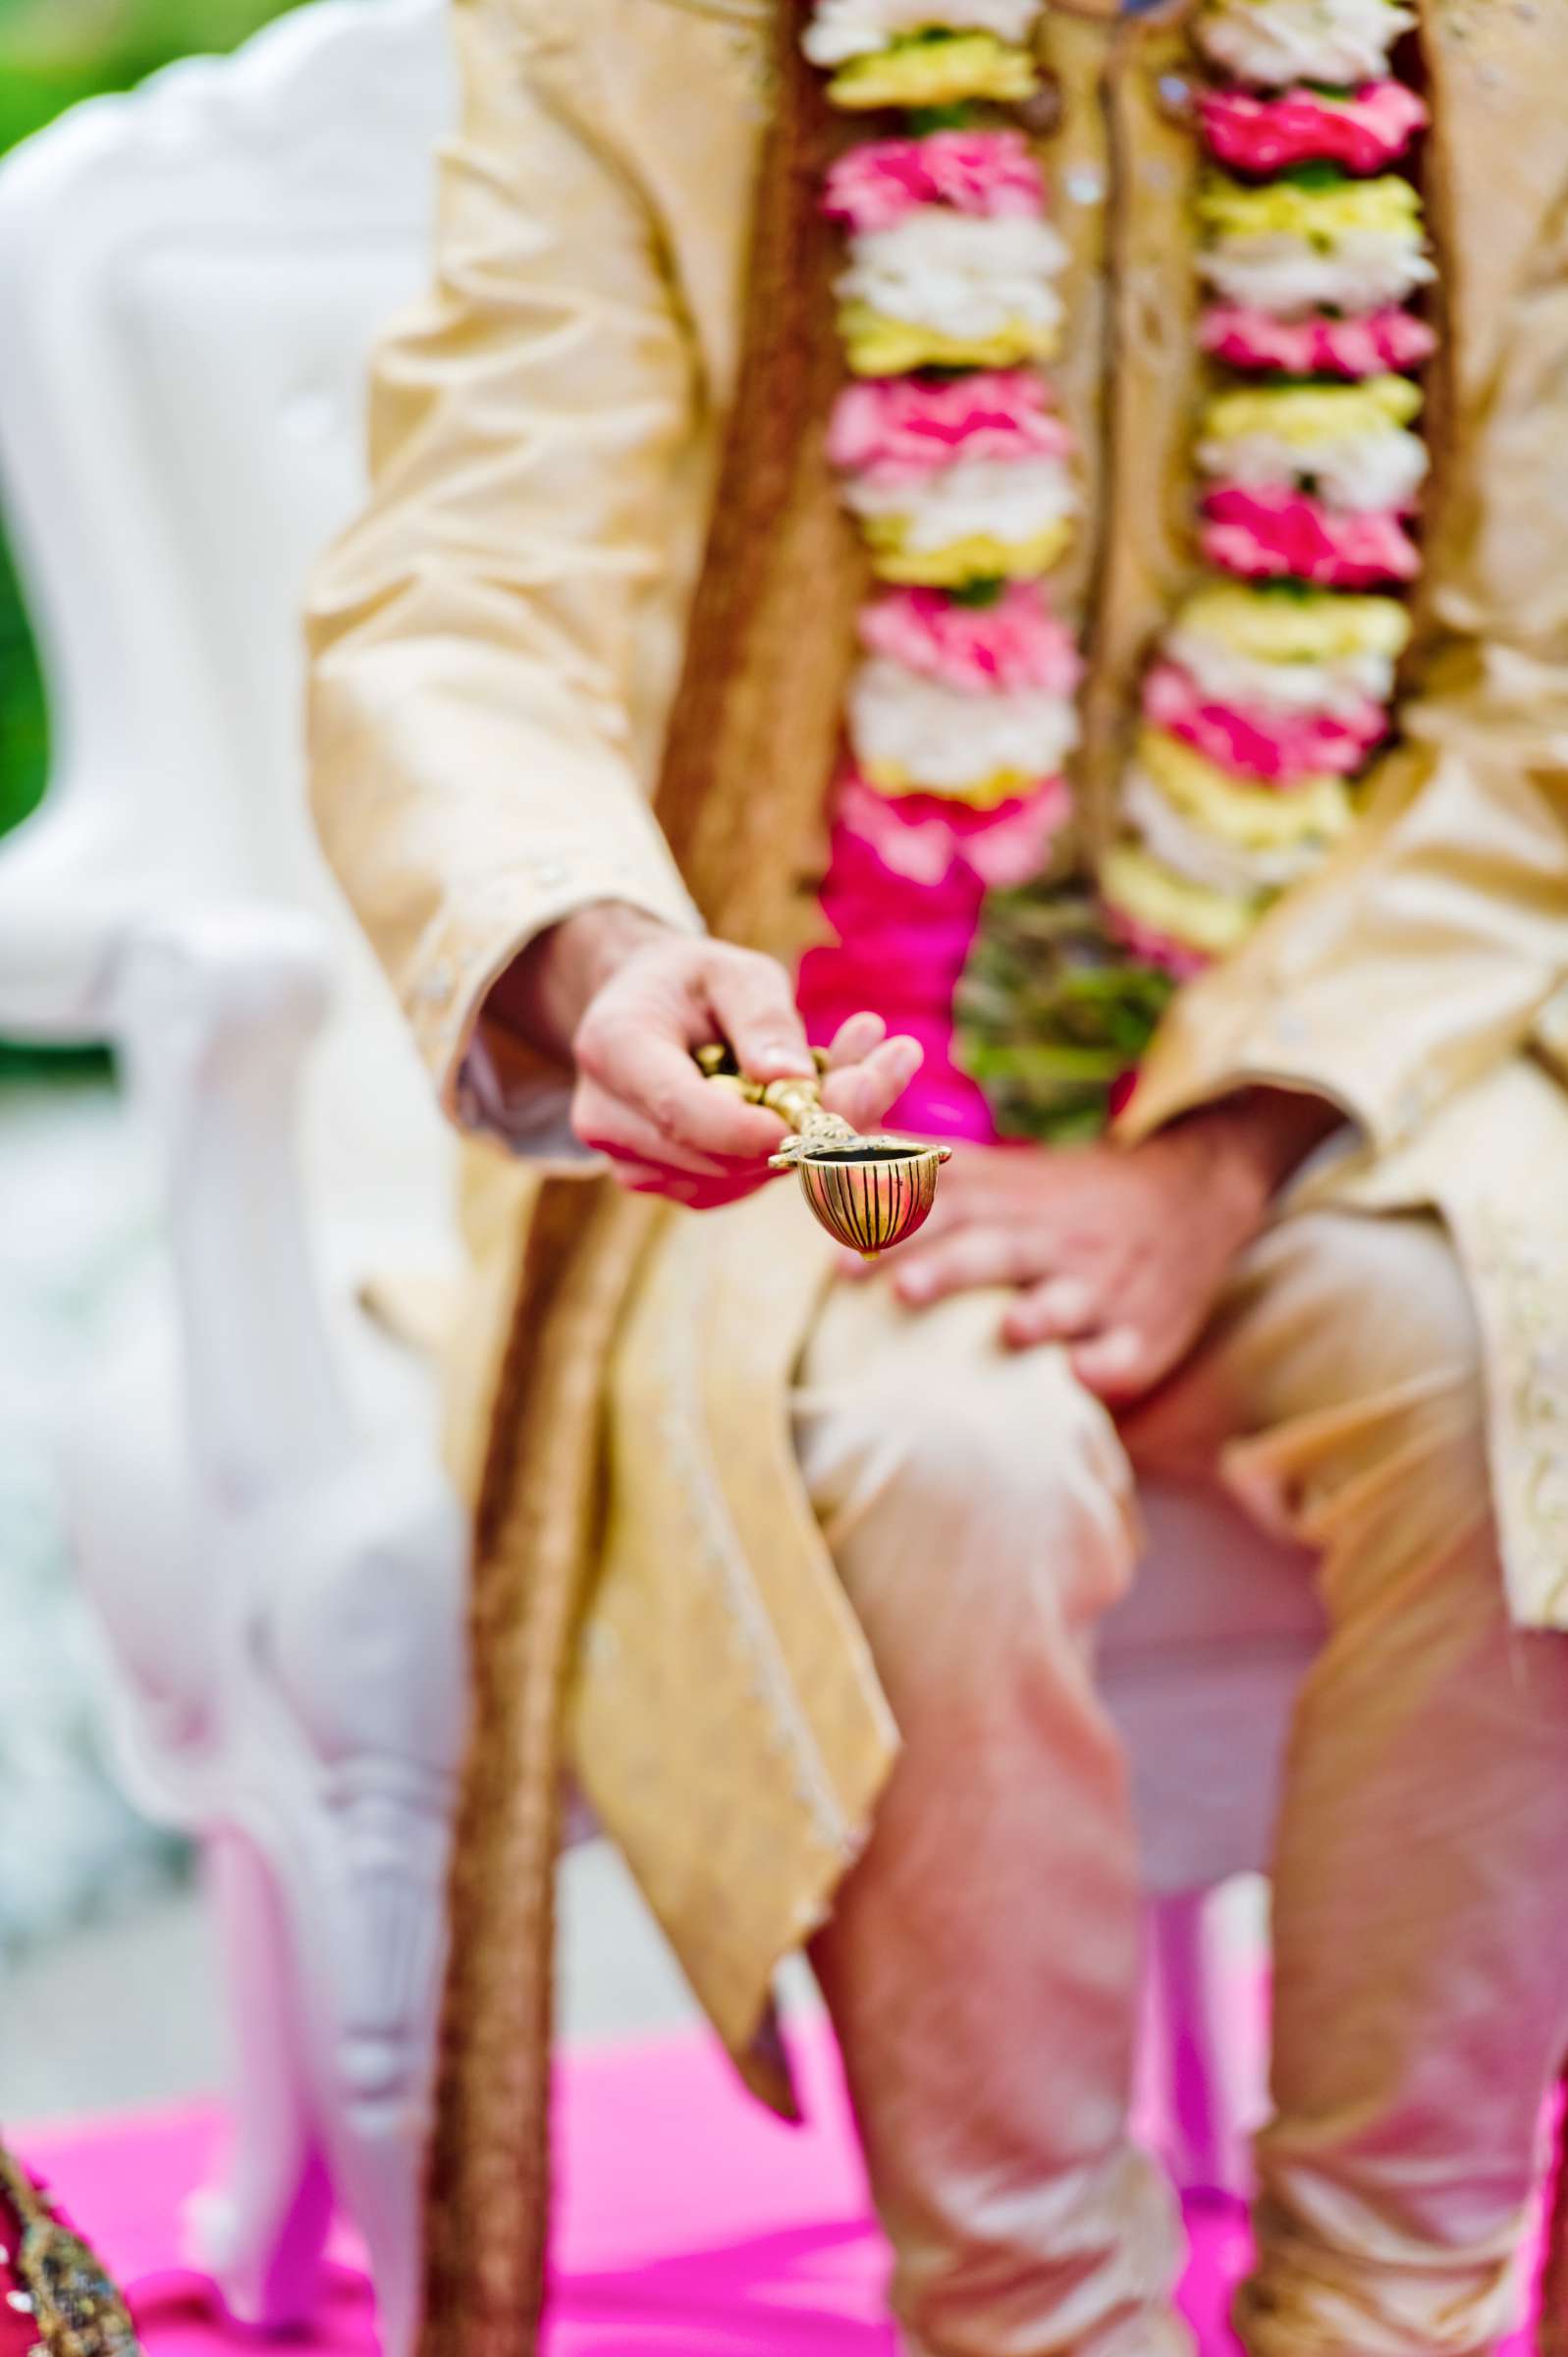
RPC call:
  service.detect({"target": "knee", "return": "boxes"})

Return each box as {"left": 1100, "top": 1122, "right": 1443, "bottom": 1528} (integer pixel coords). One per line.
{"left": 796, "top": 1286, "right": 1140, "bottom": 1654}
{"left": 1266, "top": 1213, "right": 1489, "bottom": 1513}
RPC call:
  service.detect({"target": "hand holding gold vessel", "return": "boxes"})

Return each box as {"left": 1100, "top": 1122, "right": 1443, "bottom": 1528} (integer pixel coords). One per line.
{"left": 695, "top": 1044, "right": 951, "bottom": 1257}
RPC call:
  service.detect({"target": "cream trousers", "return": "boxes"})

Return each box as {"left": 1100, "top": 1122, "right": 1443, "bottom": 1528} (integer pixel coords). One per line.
{"left": 792, "top": 1209, "right": 1568, "bottom": 2357}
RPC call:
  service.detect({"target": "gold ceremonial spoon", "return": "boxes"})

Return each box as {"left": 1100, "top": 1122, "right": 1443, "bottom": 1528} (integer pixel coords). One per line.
{"left": 696, "top": 1043, "right": 951, "bottom": 1258}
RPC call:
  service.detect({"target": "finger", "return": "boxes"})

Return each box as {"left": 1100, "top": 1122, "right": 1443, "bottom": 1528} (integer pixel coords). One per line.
{"left": 893, "top": 1224, "right": 1044, "bottom": 1307}
{"left": 825, "top": 1011, "right": 887, "bottom": 1069}
{"left": 702, "top": 948, "right": 816, "bottom": 1085}
{"left": 572, "top": 1081, "right": 747, "bottom": 1178}
{"left": 1000, "top": 1278, "right": 1101, "bottom": 1351}
{"left": 1068, "top": 1325, "right": 1153, "bottom": 1402}
{"left": 902, "top": 1147, "right": 1042, "bottom": 1240}
{"left": 822, "top": 1034, "right": 923, "bottom": 1132}
{"left": 622, "top": 1171, "right": 764, "bottom": 1210}
{"left": 600, "top": 1149, "right": 768, "bottom": 1210}
{"left": 578, "top": 1025, "right": 788, "bottom": 1162}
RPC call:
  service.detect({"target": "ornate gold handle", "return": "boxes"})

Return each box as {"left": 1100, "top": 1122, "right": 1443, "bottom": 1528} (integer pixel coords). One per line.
{"left": 694, "top": 1043, "right": 950, "bottom": 1258}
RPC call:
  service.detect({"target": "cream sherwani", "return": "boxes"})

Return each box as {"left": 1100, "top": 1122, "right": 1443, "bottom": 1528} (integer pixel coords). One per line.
{"left": 304, "top": 4, "right": 1568, "bottom": 2353}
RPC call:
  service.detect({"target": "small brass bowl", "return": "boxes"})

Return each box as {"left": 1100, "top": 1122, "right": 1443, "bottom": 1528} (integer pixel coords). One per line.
{"left": 789, "top": 1140, "right": 946, "bottom": 1258}
{"left": 695, "top": 1043, "right": 951, "bottom": 1257}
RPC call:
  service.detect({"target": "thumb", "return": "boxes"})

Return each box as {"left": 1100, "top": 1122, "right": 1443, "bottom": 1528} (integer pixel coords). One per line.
{"left": 703, "top": 947, "right": 815, "bottom": 1084}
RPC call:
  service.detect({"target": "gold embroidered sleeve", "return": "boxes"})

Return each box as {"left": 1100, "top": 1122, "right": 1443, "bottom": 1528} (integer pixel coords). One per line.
{"left": 304, "top": 0, "right": 703, "bottom": 1151}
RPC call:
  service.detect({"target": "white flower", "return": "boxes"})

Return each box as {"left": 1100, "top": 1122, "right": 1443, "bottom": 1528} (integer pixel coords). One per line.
{"left": 1121, "top": 763, "right": 1329, "bottom": 895}
{"left": 1199, "top": 228, "right": 1434, "bottom": 317}
{"left": 838, "top": 210, "right": 1066, "bottom": 343}
{"left": 843, "top": 454, "right": 1077, "bottom": 555}
{"left": 803, "top": 0, "right": 1041, "bottom": 67}
{"left": 850, "top": 657, "right": 1079, "bottom": 793}
{"left": 1196, "top": 0, "right": 1415, "bottom": 88}
{"left": 1198, "top": 423, "right": 1428, "bottom": 512}
{"left": 1164, "top": 624, "right": 1396, "bottom": 719}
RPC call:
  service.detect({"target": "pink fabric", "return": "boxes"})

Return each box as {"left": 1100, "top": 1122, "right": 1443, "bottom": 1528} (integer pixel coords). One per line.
{"left": 859, "top": 581, "right": 1082, "bottom": 695}
{"left": 1142, "top": 661, "right": 1388, "bottom": 786}
{"left": 823, "top": 127, "right": 1046, "bottom": 235}
{"left": 14, "top": 2013, "right": 1548, "bottom": 2357}
{"left": 816, "top": 821, "right": 987, "bottom": 929}
{"left": 806, "top": 997, "right": 999, "bottom": 1140}
{"left": 799, "top": 762, "right": 1070, "bottom": 1143}
{"left": 799, "top": 815, "right": 993, "bottom": 1141}
{"left": 1199, "top": 81, "right": 1428, "bottom": 175}
{"left": 1200, "top": 485, "right": 1421, "bottom": 589}
{"left": 828, "top": 371, "right": 1069, "bottom": 486}
{"left": 1199, "top": 301, "right": 1435, "bottom": 380}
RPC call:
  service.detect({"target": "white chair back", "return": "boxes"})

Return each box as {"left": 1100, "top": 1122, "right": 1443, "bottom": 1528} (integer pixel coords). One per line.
{"left": 0, "top": 0, "right": 458, "bottom": 1270}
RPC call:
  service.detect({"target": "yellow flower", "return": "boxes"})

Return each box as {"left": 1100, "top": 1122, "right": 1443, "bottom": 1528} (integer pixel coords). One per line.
{"left": 1199, "top": 170, "right": 1424, "bottom": 249}
{"left": 862, "top": 761, "right": 1034, "bottom": 810}
{"left": 1179, "top": 582, "right": 1412, "bottom": 666}
{"left": 1101, "top": 843, "right": 1264, "bottom": 958}
{"left": 839, "top": 301, "right": 1059, "bottom": 375}
{"left": 829, "top": 31, "right": 1039, "bottom": 109}
{"left": 1202, "top": 374, "right": 1422, "bottom": 449}
{"left": 864, "top": 518, "right": 1072, "bottom": 586}
{"left": 1136, "top": 729, "right": 1353, "bottom": 851}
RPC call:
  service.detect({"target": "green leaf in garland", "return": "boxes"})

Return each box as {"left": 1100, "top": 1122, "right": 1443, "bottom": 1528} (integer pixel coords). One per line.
{"left": 906, "top": 104, "right": 980, "bottom": 134}
{"left": 1275, "top": 158, "right": 1351, "bottom": 191}
{"left": 949, "top": 577, "right": 1008, "bottom": 608}
{"left": 954, "top": 884, "right": 1175, "bottom": 1144}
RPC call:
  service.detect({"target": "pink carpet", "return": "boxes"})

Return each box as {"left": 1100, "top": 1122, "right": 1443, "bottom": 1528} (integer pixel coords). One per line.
{"left": 20, "top": 2021, "right": 1542, "bottom": 2357}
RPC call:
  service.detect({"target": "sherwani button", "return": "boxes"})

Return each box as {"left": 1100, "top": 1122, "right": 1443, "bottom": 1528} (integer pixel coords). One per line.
{"left": 1156, "top": 73, "right": 1196, "bottom": 127}
{"left": 1063, "top": 166, "right": 1105, "bottom": 206}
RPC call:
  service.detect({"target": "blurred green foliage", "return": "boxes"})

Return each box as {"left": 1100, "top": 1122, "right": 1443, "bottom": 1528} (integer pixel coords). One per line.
{"left": 0, "top": 0, "right": 303, "bottom": 841}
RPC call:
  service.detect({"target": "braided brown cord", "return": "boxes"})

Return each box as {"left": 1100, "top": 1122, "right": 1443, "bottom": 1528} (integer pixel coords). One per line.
{"left": 0, "top": 2144, "right": 140, "bottom": 2357}
{"left": 416, "top": 12, "right": 859, "bottom": 2353}
{"left": 651, "top": 0, "right": 864, "bottom": 955}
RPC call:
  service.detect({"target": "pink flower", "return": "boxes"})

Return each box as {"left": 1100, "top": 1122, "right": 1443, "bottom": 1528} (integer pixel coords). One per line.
{"left": 1100, "top": 899, "right": 1212, "bottom": 982}
{"left": 858, "top": 581, "right": 1083, "bottom": 695}
{"left": 828, "top": 370, "right": 1069, "bottom": 486}
{"left": 1200, "top": 301, "right": 1435, "bottom": 381}
{"left": 1201, "top": 484, "right": 1421, "bottom": 590}
{"left": 835, "top": 773, "right": 1071, "bottom": 888}
{"left": 1199, "top": 81, "right": 1428, "bottom": 176}
{"left": 823, "top": 128, "right": 1046, "bottom": 237}
{"left": 1142, "top": 661, "right": 1388, "bottom": 787}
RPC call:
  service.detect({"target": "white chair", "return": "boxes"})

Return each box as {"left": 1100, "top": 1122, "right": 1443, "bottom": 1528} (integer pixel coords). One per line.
{"left": 0, "top": 0, "right": 1325, "bottom": 2344}
{"left": 0, "top": 6, "right": 466, "bottom": 2352}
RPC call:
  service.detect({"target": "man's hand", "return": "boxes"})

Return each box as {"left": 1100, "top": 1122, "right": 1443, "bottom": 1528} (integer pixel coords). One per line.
{"left": 495, "top": 903, "right": 922, "bottom": 1208}
{"left": 867, "top": 1091, "right": 1340, "bottom": 1402}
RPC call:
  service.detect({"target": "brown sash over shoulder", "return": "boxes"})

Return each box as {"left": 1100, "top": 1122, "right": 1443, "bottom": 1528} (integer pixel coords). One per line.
{"left": 415, "top": 11, "right": 858, "bottom": 2354}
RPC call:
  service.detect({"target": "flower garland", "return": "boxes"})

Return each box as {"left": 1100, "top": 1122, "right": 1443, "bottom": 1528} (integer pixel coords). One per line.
{"left": 794, "top": 0, "right": 1433, "bottom": 1143}
{"left": 1098, "top": 0, "right": 1432, "bottom": 1012}
{"left": 794, "top": 0, "right": 1080, "bottom": 1138}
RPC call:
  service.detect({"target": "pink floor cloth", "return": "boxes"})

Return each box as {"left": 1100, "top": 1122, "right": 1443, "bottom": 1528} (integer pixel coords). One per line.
{"left": 20, "top": 2017, "right": 1545, "bottom": 2357}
